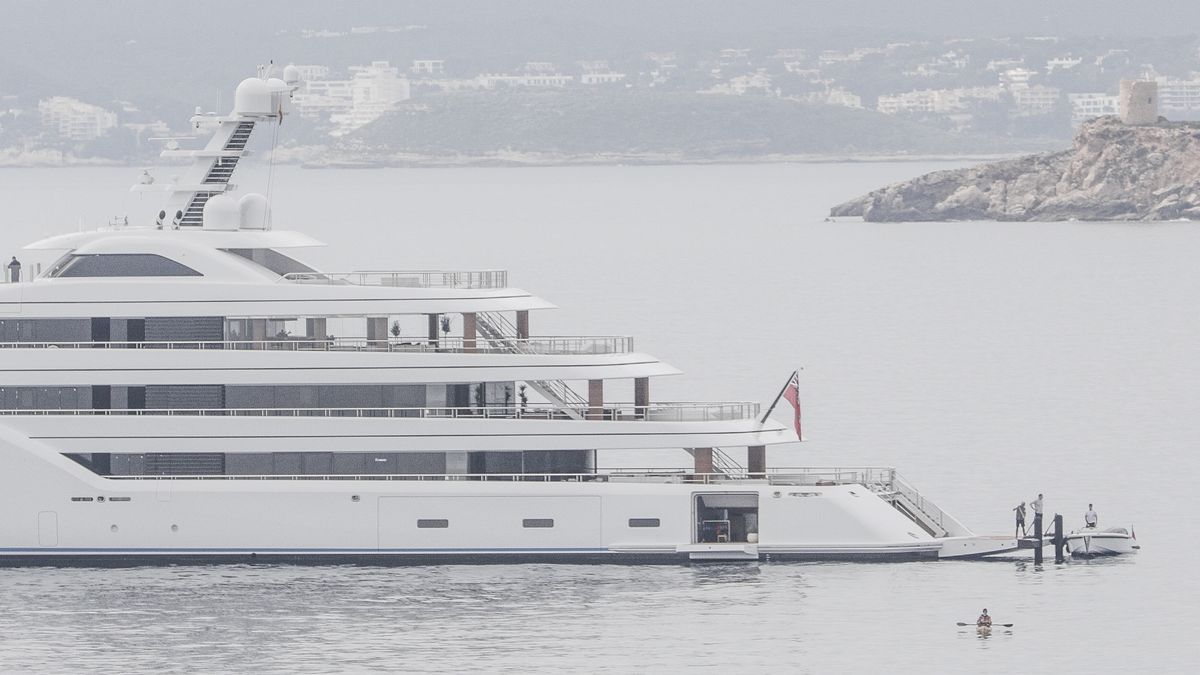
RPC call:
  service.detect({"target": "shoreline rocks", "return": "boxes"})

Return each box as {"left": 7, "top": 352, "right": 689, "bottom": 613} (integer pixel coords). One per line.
{"left": 830, "top": 116, "right": 1200, "bottom": 221}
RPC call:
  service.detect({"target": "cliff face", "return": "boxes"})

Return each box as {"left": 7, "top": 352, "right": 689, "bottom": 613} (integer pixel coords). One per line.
{"left": 831, "top": 117, "right": 1200, "bottom": 221}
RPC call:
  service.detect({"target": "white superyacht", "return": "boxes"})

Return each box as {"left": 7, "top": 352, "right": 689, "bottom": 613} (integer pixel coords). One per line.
{"left": 0, "top": 70, "right": 992, "bottom": 564}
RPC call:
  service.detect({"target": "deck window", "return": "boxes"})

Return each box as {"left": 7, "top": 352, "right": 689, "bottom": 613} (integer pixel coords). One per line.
{"left": 628, "top": 518, "right": 661, "bottom": 528}
{"left": 223, "top": 248, "right": 315, "bottom": 276}
{"left": 416, "top": 519, "right": 449, "bottom": 529}
{"left": 51, "top": 254, "right": 202, "bottom": 278}
{"left": 522, "top": 518, "right": 554, "bottom": 528}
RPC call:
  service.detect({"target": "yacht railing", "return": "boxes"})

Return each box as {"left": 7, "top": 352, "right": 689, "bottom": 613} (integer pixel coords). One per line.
{"left": 0, "top": 401, "right": 762, "bottom": 422}
{"left": 0, "top": 336, "right": 634, "bottom": 355}
{"left": 103, "top": 466, "right": 897, "bottom": 484}
{"left": 888, "top": 472, "right": 973, "bottom": 537}
{"left": 280, "top": 270, "right": 508, "bottom": 289}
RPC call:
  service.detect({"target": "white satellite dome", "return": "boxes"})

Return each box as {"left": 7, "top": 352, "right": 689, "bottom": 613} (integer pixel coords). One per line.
{"left": 202, "top": 194, "right": 240, "bottom": 230}
{"left": 266, "top": 77, "right": 290, "bottom": 113}
{"left": 233, "top": 77, "right": 272, "bottom": 116}
{"left": 238, "top": 193, "right": 271, "bottom": 230}
{"left": 283, "top": 64, "right": 301, "bottom": 86}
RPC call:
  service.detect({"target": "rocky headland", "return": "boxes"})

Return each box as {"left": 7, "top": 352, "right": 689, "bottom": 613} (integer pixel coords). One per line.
{"left": 830, "top": 116, "right": 1200, "bottom": 221}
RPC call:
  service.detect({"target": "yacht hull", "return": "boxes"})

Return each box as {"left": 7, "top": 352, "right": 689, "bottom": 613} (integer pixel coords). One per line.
{"left": 0, "top": 547, "right": 940, "bottom": 567}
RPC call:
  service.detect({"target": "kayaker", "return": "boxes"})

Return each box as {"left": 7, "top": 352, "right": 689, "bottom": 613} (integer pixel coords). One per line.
{"left": 977, "top": 609, "right": 992, "bottom": 627}
{"left": 1085, "top": 504, "right": 1098, "bottom": 528}
{"left": 1013, "top": 501, "right": 1027, "bottom": 537}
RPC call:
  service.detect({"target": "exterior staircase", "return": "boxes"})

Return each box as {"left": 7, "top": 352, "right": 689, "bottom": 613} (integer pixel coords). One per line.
{"left": 685, "top": 447, "right": 745, "bottom": 476}
{"left": 476, "top": 312, "right": 588, "bottom": 419}
{"left": 180, "top": 121, "right": 255, "bottom": 226}
{"left": 477, "top": 311, "right": 744, "bottom": 475}
{"left": 885, "top": 473, "right": 972, "bottom": 538}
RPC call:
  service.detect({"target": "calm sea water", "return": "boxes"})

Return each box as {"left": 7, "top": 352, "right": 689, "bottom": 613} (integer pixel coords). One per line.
{"left": 0, "top": 163, "right": 1195, "bottom": 672}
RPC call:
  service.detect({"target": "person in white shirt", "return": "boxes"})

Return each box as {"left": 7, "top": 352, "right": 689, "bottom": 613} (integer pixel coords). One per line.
{"left": 1031, "top": 493, "right": 1044, "bottom": 532}
{"left": 1085, "top": 504, "right": 1098, "bottom": 528}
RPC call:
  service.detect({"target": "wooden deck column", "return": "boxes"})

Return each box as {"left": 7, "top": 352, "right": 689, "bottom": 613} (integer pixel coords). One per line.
{"left": 516, "top": 310, "right": 530, "bottom": 339}
{"left": 305, "top": 318, "right": 327, "bottom": 341}
{"left": 366, "top": 317, "right": 388, "bottom": 346}
{"left": 634, "top": 377, "right": 650, "bottom": 419}
{"left": 427, "top": 314, "right": 439, "bottom": 347}
{"left": 693, "top": 448, "right": 714, "bottom": 475}
{"left": 250, "top": 318, "right": 267, "bottom": 350}
{"left": 588, "top": 379, "right": 604, "bottom": 420}
{"left": 463, "top": 312, "right": 477, "bottom": 353}
{"left": 748, "top": 445, "right": 766, "bottom": 478}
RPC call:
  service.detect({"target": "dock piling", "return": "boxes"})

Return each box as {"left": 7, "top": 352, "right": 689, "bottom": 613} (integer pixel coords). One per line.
{"left": 1053, "top": 514, "right": 1065, "bottom": 564}
{"left": 1033, "top": 515, "right": 1043, "bottom": 564}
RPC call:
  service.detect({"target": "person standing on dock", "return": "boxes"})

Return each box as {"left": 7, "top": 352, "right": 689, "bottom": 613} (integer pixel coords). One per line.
{"left": 1031, "top": 493, "right": 1044, "bottom": 534}
{"left": 1085, "top": 504, "right": 1098, "bottom": 528}
{"left": 1013, "top": 501, "right": 1027, "bottom": 537}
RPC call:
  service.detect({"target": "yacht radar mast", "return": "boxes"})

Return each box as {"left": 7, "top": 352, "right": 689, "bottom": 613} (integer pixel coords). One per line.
{"left": 132, "top": 65, "right": 301, "bottom": 230}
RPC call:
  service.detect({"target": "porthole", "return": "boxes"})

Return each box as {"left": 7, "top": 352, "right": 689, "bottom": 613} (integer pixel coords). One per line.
{"left": 97, "top": 496, "right": 106, "bottom": 503}
{"left": 110, "top": 524, "right": 119, "bottom": 533}
{"left": 171, "top": 524, "right": 179, "bottom": 532}
{"left": 351, "top": 495, "right": 361, "bottom": 502}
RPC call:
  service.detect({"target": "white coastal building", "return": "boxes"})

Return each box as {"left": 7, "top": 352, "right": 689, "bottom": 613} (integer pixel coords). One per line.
{"left": 411, "top": 60, "right": 446, "bottom": 76}
{"left": 291, "top": 61, "right": 411, "bottom": 135}
{"left": 1014, "top": 85, "right": 1062, "bottom": 115}
{"left": 877, "top": 86, "right": 1002, "bottom": 115}
{"left": 1068, "top": 93, "right": 1119, "bottom": 125}
{"left": 1157, "top": 77, "right": 1200, "bottom": 117}
{"left": 38, "top": 97, "right": 118, "bottom": 142}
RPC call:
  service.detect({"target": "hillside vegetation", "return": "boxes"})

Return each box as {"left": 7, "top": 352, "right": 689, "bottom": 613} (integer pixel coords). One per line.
{"left": 347, "top": 89, "right": 1023, "bottom": 159}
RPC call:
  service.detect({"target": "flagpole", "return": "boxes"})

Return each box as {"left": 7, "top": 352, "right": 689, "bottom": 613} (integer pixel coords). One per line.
{"left": 760, "top": 369, "right": 798, "bottom": 424}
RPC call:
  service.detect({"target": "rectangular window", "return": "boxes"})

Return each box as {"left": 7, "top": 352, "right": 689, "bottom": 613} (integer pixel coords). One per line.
{"left": 522, "top": 518, "right": 554, "bottom": 528}
{"left": 70, "top": 497, "right": 94, "bottom": 502}
{"left": 628, "top": 518, "right": 661, "bottom": 528}
{"left": 416, "top": 519, "right": 449, "bottom": 529}
{"left": 108, "top": 497, "right": 132, "bottom": 502}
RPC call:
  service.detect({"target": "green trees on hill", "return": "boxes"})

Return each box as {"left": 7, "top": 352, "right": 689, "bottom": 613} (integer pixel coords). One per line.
{"left": 350, "top": 89, "right": 1018, "bottom": 157}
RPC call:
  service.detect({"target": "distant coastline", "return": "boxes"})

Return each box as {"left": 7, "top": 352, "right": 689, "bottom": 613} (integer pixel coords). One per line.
{"left": 0, "top": 149, "right": 1016, "bottom": 170}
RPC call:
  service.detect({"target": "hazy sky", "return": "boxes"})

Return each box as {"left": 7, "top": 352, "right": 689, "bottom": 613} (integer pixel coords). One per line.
{"left": 2, "top": 0, "right": 1196, "bottom": 117}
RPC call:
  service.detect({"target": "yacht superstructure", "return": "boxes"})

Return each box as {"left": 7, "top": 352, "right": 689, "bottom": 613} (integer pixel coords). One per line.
{"left": 0, "top": 70, "right": 984, "bottom": 564}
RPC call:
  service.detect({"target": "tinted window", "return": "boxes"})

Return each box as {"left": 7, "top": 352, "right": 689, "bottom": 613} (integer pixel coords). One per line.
{"left": 54, "top": 254, "right": 202, "bottom": 278}
{"left": 417, "top": 519, "right": 449, "bottom": 529}
{"left": 522, "top": 518, "right": 554, "bottom": 528}
{"left": 223, "top": 248, "right": 315, "bottom": 275}
{"left": 628, "top": 518, "right": 661, "bottom": 528}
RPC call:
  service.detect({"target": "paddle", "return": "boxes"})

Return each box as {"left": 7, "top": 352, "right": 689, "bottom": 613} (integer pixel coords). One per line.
{"left": 957, "top": 622, "right": 1013, "bottom": 627}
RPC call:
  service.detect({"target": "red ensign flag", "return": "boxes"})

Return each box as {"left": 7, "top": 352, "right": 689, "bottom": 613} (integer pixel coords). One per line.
{"left": 782, "top": 371, "right": 802, "bottom": 440}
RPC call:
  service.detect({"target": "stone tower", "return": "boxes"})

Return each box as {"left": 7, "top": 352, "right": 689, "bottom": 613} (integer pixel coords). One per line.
{"left": 1119, "top": 79, "right": 1158, "bottom": 125}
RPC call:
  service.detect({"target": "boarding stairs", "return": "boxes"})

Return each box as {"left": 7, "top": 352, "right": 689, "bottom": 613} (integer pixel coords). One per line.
{"left": 879, "top": 473, "right": 972, "bottom": 538}
{"left": 476, "top": 312, "right": 588, "bottom": 419}
{"left": 476, "top": 311, "right": 744, "bottom": 476}
{"left": 180, "top": 121, "right": 255, "bottom": 226}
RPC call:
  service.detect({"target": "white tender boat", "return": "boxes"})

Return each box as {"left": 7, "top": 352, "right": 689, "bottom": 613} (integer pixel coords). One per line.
{"left": 1066, "top": 527, "right": 1139, "bottom": 557}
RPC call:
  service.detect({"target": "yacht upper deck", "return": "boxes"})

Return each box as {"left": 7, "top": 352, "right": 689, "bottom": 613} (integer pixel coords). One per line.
{"left": 282, "top": 270, "right": 509, "bottom": 289}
